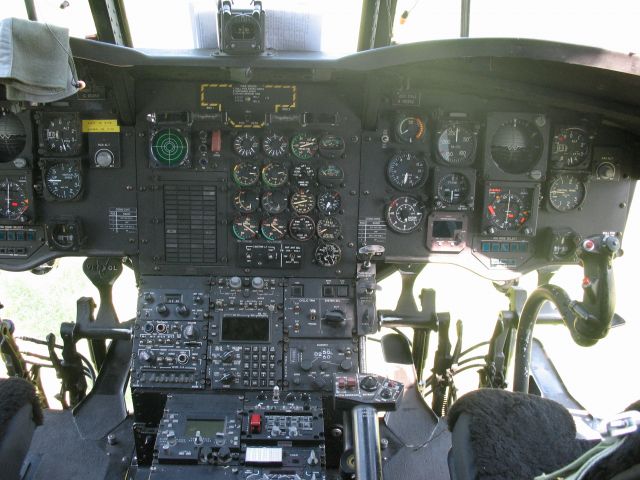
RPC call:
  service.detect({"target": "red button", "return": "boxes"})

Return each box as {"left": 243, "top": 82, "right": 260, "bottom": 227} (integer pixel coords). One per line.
{"left": 211, "top": 130, "right": 222, "bottom": 153}
{"left": 250, "top": 413, "right": 261, "bottom": 433}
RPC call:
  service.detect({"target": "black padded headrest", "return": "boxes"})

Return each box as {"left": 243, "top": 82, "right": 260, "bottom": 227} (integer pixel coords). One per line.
{"left": 447, "top": 389, "right": 593, "bottom": 479}
{"left": 0, "top": 377, "right": 43, "bottom": 439}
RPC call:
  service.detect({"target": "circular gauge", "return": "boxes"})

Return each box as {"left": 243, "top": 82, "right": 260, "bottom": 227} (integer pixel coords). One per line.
{"left": 232, "top": 162, "right": 260, "bottom": 187}
{"left": 291, "top": 164, "right": 316, "bottom": 188}
{"left": 436, "top": 173, "right": 469, "bottom": 206}
{"left": 318, "top": 164, "right": 344, "bottom": 186}
{"left": 291, "top": 132, "right": 319, "bottom": 160}
{"left": 0, "top": 112, "right": 26, "bottom": 162}
{"left": 262, "top": 162, "right": 288, "bottom": 187}
{"left": 45, "top": 162, "right": 82, "bottom": 200}
{"left": 395, "top": 114, "right": 426, "bottom": 144}
{"left": 232, "top": 189, "right": 260, "bottom": 213}
{"left": 386, "top": 152, "right": 428, "bottom": 190}
{"left": 551, "top": 127, "right": 590, "bottom": 167}
{"left": 436, "top": 124, "right": 477, "bottom": 165}
{"left": 316, "top": 217, "right": 342, "bottom": 241}
{"left": 232, "top": 214, "right": 260, "bottom": 240}
{"left": 548, "top": 174, "right": 586, "bottom": 212}
{"left": 0, "top": 178, "right": 29, "bottom": 220}
{"left": 289, "top": 216, "right": 316, "bottom": 241}
{"left": 290, "top": 189, "right": 315, "bottom": 214}
{"left": 386, "top": 196, "right": 424, "bottom": 233}
{"left": 261, "top": 215, "right": 288, "bottom": 241}
{"left": 233, "top": 132, "right": 260, "bottom": 158}
{"left": 261, "top": 190, "right": 289, "bottom": 214}
{"left": 42, "top": 114, "right": 80, "bottom": 154}
{"left": 319, "top": 134, "right": 345, "bottom": 158}
{"left": 314, "top": 243, "right": 342, "bottom": 267}
{"left": 150, "top": 128, "right": 189, "bottom": 166}
{"left": 486, "top": 190, "right": 528, "bottom": 230}
{"left": 317, "top": 190, "right": 341, "bottom": 215}
{"left": 262, "top": 132, "right": 289, "bottom": 158}
{"left": 490, "top": 118, "right": 543, "bottom": 174}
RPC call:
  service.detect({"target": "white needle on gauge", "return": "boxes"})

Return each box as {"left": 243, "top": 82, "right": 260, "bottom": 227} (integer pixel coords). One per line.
{"left": 505, "top": 191, "right": 512, "bottom": 224}
{"left": 455, "top": 127, "right": 459, "bottom": 143}
{"left": 6, "top": 179, "right": 9, "bottom": 215}
{"left": 403, "top": 173, "right": 409, "bottom": 184}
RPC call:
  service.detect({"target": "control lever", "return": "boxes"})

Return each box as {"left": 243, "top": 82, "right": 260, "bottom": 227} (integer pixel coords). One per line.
{"left": 82, "top": 257, "right": 124, "bottom": 369}
{"left": 333, "top": 373, "right": 404, "bottom": 480}
{"left": 513, "top": 234, "right": 621, "bottom": 393}
{"left": 358, "top": 245, "right": 385, "bottom": 270}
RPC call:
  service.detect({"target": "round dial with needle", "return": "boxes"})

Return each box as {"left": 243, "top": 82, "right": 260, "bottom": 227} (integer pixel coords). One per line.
{"left": 436, "top": 124, "right": 477, "bottom": 165}
{"left": 316, "top": 216, "right": 341, "bottom": 241}
{"left": 261, "top": 190, "right": 288, "bottom": 214}
{"left": 291, "top": 133, "right": 319, "bottom": 160}
{"left": 290, "top": 189, "right": 315, "bottom": 214}
{"left": 289, "top": 216, "right": 315, "bottom": 241}
{"left": 436, "top": 173, "right": 469, "bottom": 206}
{"left": 262, "top": 132, "right": 289, "bottom": 158}
{"left": 386, "top": 152, "right": 427, "bottom": 190}
{"left": 395, "top": 114, "right": 426, "bottom": 143}
{"left": 261, "top": 215, "right": 287, "bottom": 241}
{"left": 233, "top": 189, "right": 260, "bottom": 213}
{"left": 317, "top": 190, "right": 341, "bottom": 215}
{"left": 0, "top": 178, "right": 29, "bottom": 220}
{"left": 486, "top": 189, "right": 530, "bottom": 230}
{"left": 232, "top": 214, "right": 259, "bottom": 240}
{"left": 233, "top": 132, "right": 260, "bottom": 158}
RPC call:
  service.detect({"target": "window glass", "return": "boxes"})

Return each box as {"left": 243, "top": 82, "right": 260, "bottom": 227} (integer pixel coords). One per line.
{"left": 34, "top": 0, "right": 96, "bottom": 39}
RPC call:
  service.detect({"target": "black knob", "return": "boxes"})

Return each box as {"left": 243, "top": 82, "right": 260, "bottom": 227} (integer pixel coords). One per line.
{"left": 285, "top": 392, "right": 297, "bottom": 402}
{"left": 176, "top": 303, "right": 190, "bottom": 317}
{"left": 324, "top": 309, "right": 346, "bottom": 326}
{"left": 218, "top": 446, "right": 231, "bottom": 461}
{"left": 144, "top": 292, "right": 154, "bottom": 303}
{"left": 220, "top": 372, "right": 235, "bottom": 384}
{"left": 257, "top": 391, "right": 267, "bottom": 400}
{"left": 156, "top": 303, "right": 169, "bottom": 315}
{"left": 221, "top": 350, "right": 235, "bottom": 363}
{"left": 193, "top": 295, "right": 203, "bottom": 305}
{"left": 300, "top": 359, "right": 313, "bottom": 372}
{"left": 311, "top": 376, "right": 326, "bottom": 390}
{"left": 380, "top": 388, "right": 392, "bottom": 399}
{"left": 139, "top": 350, "right": 155, "bottom": 364}
{"left": 360, "top": 375, "right": 378, "bottom": 392}
{"left": 340, "top": 359, "right": 353, "bottom": 371}
{"left": 301, "top": 393, "right": 310, "bottom": 402}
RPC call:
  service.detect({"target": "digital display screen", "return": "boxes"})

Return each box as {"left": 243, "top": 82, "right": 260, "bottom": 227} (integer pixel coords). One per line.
{"left": 221, "top": 316, "right": 269, "bottom": 342}
{"left": 433, "top": 220, "right": 463, "bottom": 239}
{"left": 185, "top": 419, "right": 225, "bottom": 438}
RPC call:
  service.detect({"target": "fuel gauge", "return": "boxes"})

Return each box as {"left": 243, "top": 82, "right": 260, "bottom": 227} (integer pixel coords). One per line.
{"left": 395, "top": 114, "right": 426, "bottom": 144}
{"left": 261, "top": 215, "right": 288, "bottom": 241}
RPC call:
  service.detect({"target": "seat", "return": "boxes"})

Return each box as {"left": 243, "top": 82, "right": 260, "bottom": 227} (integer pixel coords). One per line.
{"left": 0, "top": 377, "right": 43, "bottom": 480}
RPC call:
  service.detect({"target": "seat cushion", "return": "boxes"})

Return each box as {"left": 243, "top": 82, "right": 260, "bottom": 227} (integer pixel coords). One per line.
{"left": 447, "top": 389, "right": 594, "bottom": 480}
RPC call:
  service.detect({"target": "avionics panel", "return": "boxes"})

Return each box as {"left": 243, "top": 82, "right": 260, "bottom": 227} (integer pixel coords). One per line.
{"left": 135, "top": 81, "right": 362, "bottom": 279}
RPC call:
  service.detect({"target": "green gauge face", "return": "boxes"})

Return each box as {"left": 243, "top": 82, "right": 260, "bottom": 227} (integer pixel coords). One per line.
{"left": 262, "top": 162, "right": 288, "bottom": 187}
{"left": 319, "top": 134, "right": 345, "bottom": 158}
{"left": 261, "top": 215, "right": 288, "bottom": 241}
{"left": 233, "top": 162, "right": 260, "bottom": 187}
{"left": 291, "top": 133, "right": 319, "bottom": 160}
{"left": 318, "top": 164, "right": 344, "bottom": 186}
{"left": 232, "top": 214, "right": 260, "bottom": 240}
{"left": 150, "top": 128, "right": 189, "bottom": 166}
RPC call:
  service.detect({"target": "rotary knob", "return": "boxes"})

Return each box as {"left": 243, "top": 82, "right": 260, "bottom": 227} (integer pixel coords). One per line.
{"left": 176, "top": 303, "right": 190, "bottom": 317}
{"left": 217, "top": 446, "right": 231, "bottom": 462}
{"left": 156, "top": 303, "right": 169, "bottom": 316}
{"left": 138, "top": 350, "right": 155, "bottom": 364}
{"left": 220, "top": 372, "right": 236, "bottom": 384}
{"left": 360, "top": 375, "right": 378, "bottom": 392}
{"left": 340, "top": 359, "right": 353, "bottom": 371}
{"left": 182, "top": 324, "right": 198, "bottom": 339}
{"left": 229, "top": 276, "right": 242, "bottom": 289}
{"left": 251, "top": 276, "right": 265, "bottom": 289}
{"left": 221, "top": 350, "right": 236, "bottom": 363}
{"left": 300, "top": 359, "right": 313, "bottom": 372}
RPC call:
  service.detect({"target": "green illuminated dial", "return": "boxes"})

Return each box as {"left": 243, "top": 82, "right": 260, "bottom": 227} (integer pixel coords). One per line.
{"left": 150, "top": 129, "right": 189, "bottom": 166}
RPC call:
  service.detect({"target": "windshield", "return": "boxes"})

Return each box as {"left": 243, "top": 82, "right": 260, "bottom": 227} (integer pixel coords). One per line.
{"left": 393, "top": 0, "right": 640, "bottom": 53}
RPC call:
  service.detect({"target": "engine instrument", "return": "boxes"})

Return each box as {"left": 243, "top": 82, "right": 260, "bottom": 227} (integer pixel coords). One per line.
{"left": 548, "top": 174, "right": 586, "bottom": 212}
{"left": 232, "top": 214, "right": 260, "bottom": 240}
{"left": 395, "top": 114, "right": 426, "bottom": 143}
{"left": 291, "top": 164, "right": 316, "bottom": 187}
{"left": 261, "top": 215, "right": 288, "bottom": 240}
{"left": 318, "top": 134, "right": 345, "bottom": 158}
{"left": 386, "top": 196, "right": 424, "bottom": 233}
{"left": 291, "top": 132, "right": 319, "bottom": 160}
{"left": 232, "top": 162, "right": 260, "bottom": 186}
{"left": 261, "top": 190, "right": 288, "bottom": 214}
{"left": 290, "top": 189, "right": 315, "bottom": 214}
{"left": 317, "top": 190, "right": 341, "bottom": 215}
{"left": 386, "top": 152, "right": 427, "bottom": 190}
{"left": 316, "top": 216, "right": 341, "bottom": 241}
{"left": 289, "top": 215, "right": 315, "bottom": 241}
{"left": 314, "top": 242, "right": 341, "bottom": 266}
{"left": 233, "top": 189, "right": 260, "bottom": 213}
{"left": 262, "top": 162, "right": 288, "bottom": 187}
{"left": 233, "top": 131, "right": 260, "bottom": 158}
{"left": 262, "top": 132, "right": 289, "bottom": 158}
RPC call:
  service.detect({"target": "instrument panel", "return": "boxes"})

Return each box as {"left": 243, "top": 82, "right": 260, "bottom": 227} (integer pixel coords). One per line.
{"left": 0, "top": 50, "right": 636, "bottom": 279}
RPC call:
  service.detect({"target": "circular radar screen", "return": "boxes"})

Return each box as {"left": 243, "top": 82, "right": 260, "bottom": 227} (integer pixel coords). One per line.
{"left": 151, "top": 128, "right": 189, "bottom": 166}
{"left": 437, "top": 124, "right": 477, "bottom": 165}
{"left": 45, "top": 162, "right": 82, "bottom": 200}
{"left": 0, "top": 178, "right": 29, "bottom": 220}
{"left": 548, "top": 174, "right": 586, "bottom": 212}
{"left": 291, "top": 132, "right": 319, "bottom": 160}
{"left": 386, "top": 196, "right": 424, "bottom": 233}
{"left": 485, "top": 187, "right": 532, "bottom": 231}
{"left": 387, "top": 152, "right": 427, "bottom": 190}
{"left": 490, "top": 119, "right": 542, "bottom": 174}
{"left": 262, "top": 132, "right": 289, "bottom": 158}
{"left": 551, "top": 127, "right": 590, "bottom": 167}
{"left": 437, "top": 173, "right": 469, "bottom": 206}
{"left": 233, "top": 132, "right": 260, "bottom": 158}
